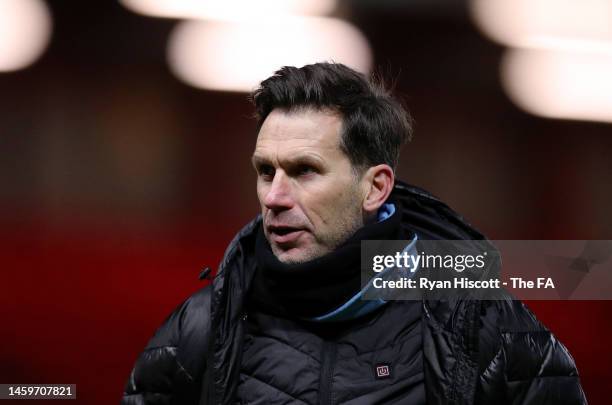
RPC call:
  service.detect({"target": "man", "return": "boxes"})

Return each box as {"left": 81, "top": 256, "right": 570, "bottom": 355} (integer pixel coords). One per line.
{"left": 122, "top": 63, "right": 587, "bottom": 404}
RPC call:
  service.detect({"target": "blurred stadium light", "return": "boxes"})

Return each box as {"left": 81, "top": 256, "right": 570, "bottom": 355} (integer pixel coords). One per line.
{"left": 502, "top": 49, "right": 612, "bottom": 124}
{"left": 0, "top": 0, "right": 52, "bottom": 72}
{"left": 120, "top": 0, "right": 369, "bottom": 93}
{"left": 119, "top": 0, "right": 337, "bottom": 20}
{"left": 166, "top": 18, "right": 372, "bottom": 92}
{"left": 470, "top": 0, "right": 612, "bottom": 124}
{"left": 469, "top": 0, "right": 612, "bottom": 52}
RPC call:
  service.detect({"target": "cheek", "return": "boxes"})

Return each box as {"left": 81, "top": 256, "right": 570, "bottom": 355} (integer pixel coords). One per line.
{"left": 307, "top": 184, "right": 359, "bottom": 225}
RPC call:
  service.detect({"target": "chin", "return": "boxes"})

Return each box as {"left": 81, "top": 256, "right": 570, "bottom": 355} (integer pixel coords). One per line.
{"left": 273, "top": 246, "right": 323, "bottom": 265}
{"left": 274, "top": 250, "right": 308, "bottom": 265}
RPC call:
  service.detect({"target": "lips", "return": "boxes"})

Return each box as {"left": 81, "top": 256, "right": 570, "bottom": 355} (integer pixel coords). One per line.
{"left": 267, "top": 225, "right": 306, "bottom": 244}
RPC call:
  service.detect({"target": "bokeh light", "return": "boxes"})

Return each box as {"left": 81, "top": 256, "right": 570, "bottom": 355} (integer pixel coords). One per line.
{"left": 166, "top": 17, "right": 372, "bottom": 92}
{"left": 470, "top": 0, "right": 612, "bottom": 53}
{"left": 0, "top": 0, "right": 52, "bottom": 72}
{"left": 119, "top": 0, "right": 336, "bottom": 21}
{"left": 501, "top": 48, "right": 612, "bottom": 123}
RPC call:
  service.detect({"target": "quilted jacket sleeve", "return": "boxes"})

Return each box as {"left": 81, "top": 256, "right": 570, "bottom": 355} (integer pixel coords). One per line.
{"left": 121, "top": 286, "right": 212, "bottom": 405}
{"left": 477, "top": 299, "right": 587, "bottom": 404}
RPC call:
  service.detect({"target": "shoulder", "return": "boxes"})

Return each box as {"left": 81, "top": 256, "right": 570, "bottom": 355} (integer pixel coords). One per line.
{"left": 477, "top": 297, "right": 545, "bottom": 375}
{"left": 477, "top": 297, "right": 586, "bottom": 404}
{"left": 122, "top": 285, "right": 213, "bottom": 404}
{"left": 479, "top": 297, "right": 567, "bottom": 370}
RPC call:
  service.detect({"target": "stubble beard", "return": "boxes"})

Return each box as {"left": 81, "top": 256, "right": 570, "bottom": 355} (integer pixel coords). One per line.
{"left": 273, "top": 199, "right": 364, "bottom": 265}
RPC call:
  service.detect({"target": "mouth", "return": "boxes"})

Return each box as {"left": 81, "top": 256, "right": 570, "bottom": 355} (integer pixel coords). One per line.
{"left": 267, "top": 225, "right": 306, "bottom": 244}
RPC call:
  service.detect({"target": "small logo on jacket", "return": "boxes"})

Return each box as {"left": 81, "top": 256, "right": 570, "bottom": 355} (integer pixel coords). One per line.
{"left": 375, "top": 364, "right": 391, "bottom": 379}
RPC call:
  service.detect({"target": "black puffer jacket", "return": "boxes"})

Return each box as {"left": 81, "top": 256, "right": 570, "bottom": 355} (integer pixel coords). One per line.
{"left": 122, "top": 182, "right": 587, "bottom": 405}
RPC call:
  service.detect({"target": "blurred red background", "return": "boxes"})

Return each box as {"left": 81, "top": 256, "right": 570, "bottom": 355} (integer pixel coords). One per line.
{"left": 1, "top": 0, "right": 611, "bottom": 403}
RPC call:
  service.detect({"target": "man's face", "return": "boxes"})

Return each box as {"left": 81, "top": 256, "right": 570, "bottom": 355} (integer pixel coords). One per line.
{"left": 252, "top": 108, "right": 366, "bottom": 264}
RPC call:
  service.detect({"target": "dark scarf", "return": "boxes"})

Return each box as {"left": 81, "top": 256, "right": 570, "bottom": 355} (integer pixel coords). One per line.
{"left": 248, "top": 198, "right": 405, "bottom": 319}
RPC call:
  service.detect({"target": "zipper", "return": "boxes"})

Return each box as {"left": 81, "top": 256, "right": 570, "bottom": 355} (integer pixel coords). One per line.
{"left": 318, "top": 341, "right": 337, "bottom": 405}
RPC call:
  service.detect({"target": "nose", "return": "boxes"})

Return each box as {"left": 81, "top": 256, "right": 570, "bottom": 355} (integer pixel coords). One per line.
{"left": 263, "top": 170, "right": 294, "bottom": 212}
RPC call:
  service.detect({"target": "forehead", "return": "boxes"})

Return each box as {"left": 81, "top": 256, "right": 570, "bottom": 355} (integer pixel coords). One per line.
{"left": 255, "top": 108, "right": 343, "bottom": 156}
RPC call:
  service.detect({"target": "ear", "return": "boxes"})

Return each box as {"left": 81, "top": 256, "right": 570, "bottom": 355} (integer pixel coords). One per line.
{"left": 361, "top": 164, "right": 395, "bottom": 217}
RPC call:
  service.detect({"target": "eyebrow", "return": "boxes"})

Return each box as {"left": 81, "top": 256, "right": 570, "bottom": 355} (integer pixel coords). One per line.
{"left": 251, "top": 153, "right": 324, "bottom": 169}
{"left": 251, "top": 155, "right": 271, "bottom": 170}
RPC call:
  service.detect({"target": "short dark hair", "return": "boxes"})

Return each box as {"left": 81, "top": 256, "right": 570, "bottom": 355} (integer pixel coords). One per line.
{"left": 250, "top": 62, "right": 413, "bottom": 172}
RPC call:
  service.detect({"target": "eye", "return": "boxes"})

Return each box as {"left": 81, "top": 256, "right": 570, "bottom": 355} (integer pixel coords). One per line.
{"left": 297, "top": 165, "right": 316, "bottom": 176}
{"left": 258, "top": 164, "right": 275, "bottom": 180}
